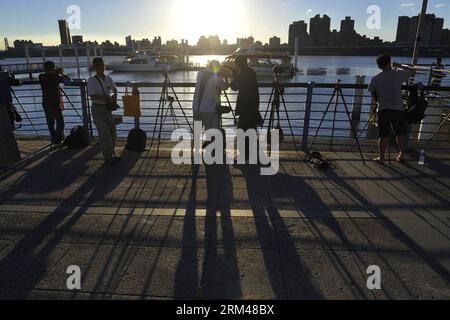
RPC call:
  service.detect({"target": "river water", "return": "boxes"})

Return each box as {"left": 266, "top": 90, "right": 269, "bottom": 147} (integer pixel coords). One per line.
{"left": 4, "top": 55, "right": 448, "bottom": 140}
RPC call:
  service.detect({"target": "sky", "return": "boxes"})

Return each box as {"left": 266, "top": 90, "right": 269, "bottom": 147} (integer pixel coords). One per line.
{"left": 0, "top": 0, "right": 449, "bottom": 50}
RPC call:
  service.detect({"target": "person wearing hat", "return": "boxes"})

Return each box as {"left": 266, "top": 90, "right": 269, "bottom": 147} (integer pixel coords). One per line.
{"left": 192, "top": 60, "right": 228, "bottom": 148}
{"left": 230, "top": 55, "right": 260, "bottom": 162}
{"left": 87, "top": 57, "right": 120, "bottom": 165}
{"left": 38, "top": 61, "right": 71, "bottom": 145}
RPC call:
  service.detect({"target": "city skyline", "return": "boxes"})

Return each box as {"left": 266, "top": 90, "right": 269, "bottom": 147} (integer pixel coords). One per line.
{"left": 1, "top": 0, "right": 450, "bottom": 50}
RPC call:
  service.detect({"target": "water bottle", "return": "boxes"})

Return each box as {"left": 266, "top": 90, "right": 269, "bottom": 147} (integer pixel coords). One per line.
{"left": 418, "top": 149, "right": 426, "bottom": 165}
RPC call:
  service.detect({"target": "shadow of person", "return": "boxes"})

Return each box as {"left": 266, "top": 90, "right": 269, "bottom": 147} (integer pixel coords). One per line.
{"left": 174, "top": 164, "right": 201, "bottom": 299}
{"left": 239, "top": 165, "right": 325, "bottom": 299}
{"left": 0, "top": 148, "right": 141, "bottom": 299}
{"left": 200, "top": 163, "right": 242, "bottom": 299}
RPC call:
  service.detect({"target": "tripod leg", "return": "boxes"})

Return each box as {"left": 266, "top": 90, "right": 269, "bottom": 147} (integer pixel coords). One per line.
{"left": 280, "top": 90, "right": 300, "bottom": 154}
{"left": 168, "top": 80, "right": 193, "bottom": 133}
{"left": 351, "top": 107, "right": 377, "bottom": 151}
{"left": 223, "top": 91, "right": 237, "bottom": 123}
{"left": 262, "top": 87, "right": 275, "bottom": 127}
{"left": 11, "top": 88, "right": 40, "bottom": 137}
{"left": 339, "top": 88, "right": 366, "bottom": 165}
{"left": 150, "top": 84, "right": 165, "bottom": 149}
{"left": 331, "top": 89, "right": 340, "bottom": 152}
{"left": 305, "top": 88, "right": 338, "bottom": 160}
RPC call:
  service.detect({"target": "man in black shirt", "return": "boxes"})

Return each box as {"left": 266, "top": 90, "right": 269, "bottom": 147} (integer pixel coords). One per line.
{"left": 39, "top": 61, "right": 70, "bottom": 145}
{"left": 231, "top": 55, "right": 260, "bottom": 162}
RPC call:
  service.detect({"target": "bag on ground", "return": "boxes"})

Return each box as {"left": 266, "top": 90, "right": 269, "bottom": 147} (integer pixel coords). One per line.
{"left": 126, "top": 128, "right": 147, "bottom": 151}
{"left": 64, "top": 125, "right": 89, "bottom": 149}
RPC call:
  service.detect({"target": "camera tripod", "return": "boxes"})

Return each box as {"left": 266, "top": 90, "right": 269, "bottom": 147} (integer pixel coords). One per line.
{"left": 262, "top": 72, "right": 300, "bottom": 153}
{"left": 305, "top": 80, "right": 366, "bottom": 165}
{"left": 424, "top": 110, "right": 450, "bottom": 146}
{"left": 150, "top": 72, "right": 193, "bottom": 157}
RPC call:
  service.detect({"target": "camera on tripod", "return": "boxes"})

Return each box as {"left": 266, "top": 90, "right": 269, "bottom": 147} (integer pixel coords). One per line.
{"left": 272, "top": 65, "right": 283, "bottom": 78}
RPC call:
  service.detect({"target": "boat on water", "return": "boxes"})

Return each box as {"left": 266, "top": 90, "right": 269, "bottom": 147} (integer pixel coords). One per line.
{"left": 109, "top": 52, "right": 184, "bottom": 72}
{"left": 222, "top": 48, "right": 295, "bottom": 78}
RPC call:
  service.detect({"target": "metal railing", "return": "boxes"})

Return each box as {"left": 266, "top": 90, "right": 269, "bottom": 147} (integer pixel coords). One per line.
{"left": 10, "top": 79, "right": 450, "bottom": 154}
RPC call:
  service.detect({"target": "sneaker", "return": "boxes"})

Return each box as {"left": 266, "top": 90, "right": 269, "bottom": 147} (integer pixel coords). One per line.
{"left": 395, "top": 155, "right": 405, "bottom": 163}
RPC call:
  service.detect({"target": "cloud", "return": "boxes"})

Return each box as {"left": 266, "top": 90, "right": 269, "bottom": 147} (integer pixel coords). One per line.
{"left": 400, "top": 2, "right": 415, "bottom": 8}
{"left": 305, "top": 9, "right": 313, "bottom": 14}
{"left": 434, "top": 3, "right": 445, "bottom": 8}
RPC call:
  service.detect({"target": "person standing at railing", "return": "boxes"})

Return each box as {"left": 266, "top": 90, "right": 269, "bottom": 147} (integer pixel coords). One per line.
{"left": 430, "top": 57, "right": 446, "bottom": 88}
{"left": 369, "top": 55, "right": 412, "bottom": 164}
{"left": 87, "top": 57, "right": 120, "bottom": 166}
{"left": 192, "top": 60, "right": 227, "bottom": 148}
{"left": 38, "top": 61, "right": 71, "bottom": 146}
{"left": 230, "top": 55, "right": 260, "bottom": 163}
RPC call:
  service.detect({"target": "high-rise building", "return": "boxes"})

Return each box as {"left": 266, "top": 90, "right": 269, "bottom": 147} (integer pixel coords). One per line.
{"left": 340, "top": 16, "right": 356, "bottom": 46}
{"left": 269, "top": 36, "right": 281, "bottom": 47}
{"left": 397, "top": 14, "right": 445, "bottom": 46}
{"left": 288, "top": 20, "right": 308, "bottom": 47}
{"left": 237, "top": 36, "right": 254, "bottom": 48}
{"left": 442, "top": 29, "right": 450, "bottom": 46}
{"left": 152, "top": 36, "right": 162, "bottom": 49}
{"left": 431, "top": 17, "right": 444, "bottom": 46}
{"left": 396, "top": 16, "right": 411, "bottom": 43}
{"left": 58, "top": 19, "right": 71, "bottom": 46}
{"left": 125, "top": 36, "right": 132, "bottom": 49}
{"left": 72, "top": 35, "right": 83, "bottom": 45}
{"left": 310, "top": 14, "right": 331, "bottom": 46}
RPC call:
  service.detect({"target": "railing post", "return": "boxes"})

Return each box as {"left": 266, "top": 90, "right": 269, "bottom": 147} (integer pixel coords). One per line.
{"left": 79, "top": 79, "right": 92, "bottom": 143}
{"left": 352, "top": 75, "right": 366, "bottom": 121}
{"left": 302, "top": 81, "right": 315, "bottom": 152}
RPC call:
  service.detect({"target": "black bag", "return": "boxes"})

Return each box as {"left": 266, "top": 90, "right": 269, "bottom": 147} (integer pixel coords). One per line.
{"left": 126, "top": 128, "right": 147, "bottom": 151}
{"left": 94, "top": 75, "right": 120, "bottom": 112}
{"left": 6, "top": 103, "right": 22, "bottom": 129}
{"left": 64, "top": 125, "right": 89, "bottom": 149}
{"left": 215, "top": 105, "right": 232, "bottom": 114}
{"left": 405, "top": 85, "right": 428, "bottom": 124}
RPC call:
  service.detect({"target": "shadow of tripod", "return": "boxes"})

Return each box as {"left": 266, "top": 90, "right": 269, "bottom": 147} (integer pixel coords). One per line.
{"left": 305, "top": 80, "right": 366, "bottom": 165}
{"left": 150, "top": 72, "right": 193, "bottom": 158}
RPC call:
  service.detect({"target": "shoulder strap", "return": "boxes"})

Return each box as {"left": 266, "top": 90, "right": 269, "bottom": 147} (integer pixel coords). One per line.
{"left": 95, "top": 75, "right": 108, "bottom": 96}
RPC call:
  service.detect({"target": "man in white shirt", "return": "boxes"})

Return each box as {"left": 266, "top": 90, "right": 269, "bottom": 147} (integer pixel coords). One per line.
{"left": 87, "top": 57, "right": 120, "bottom": 165}
{"left": 192, "top": 60, "right": 227, "bottom": 141}
{"left": 368, "top": 54, "right": 411, "bottom": 164}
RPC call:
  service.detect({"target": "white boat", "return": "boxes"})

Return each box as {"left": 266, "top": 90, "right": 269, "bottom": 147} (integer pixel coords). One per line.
{"left": 222, "top": 48, "right": 295, "bottom": 78}
{"left": 109, "top": 52, "right": 182, "bottom": 72}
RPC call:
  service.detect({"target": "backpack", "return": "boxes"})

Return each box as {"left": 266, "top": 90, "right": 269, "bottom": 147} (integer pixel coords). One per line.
{"left": 64, "top": 125, "right": 89, "bottom": 149}
{"left": 126, "top": 128, "right": 147, "bottom": 151}
{"left": 405, "top": 85, "right": 428, "bottom": 124}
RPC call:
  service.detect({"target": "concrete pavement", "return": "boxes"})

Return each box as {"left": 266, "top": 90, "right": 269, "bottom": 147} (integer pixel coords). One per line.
{"left": 0, "top": 138, "right": 449, "bottom": 299}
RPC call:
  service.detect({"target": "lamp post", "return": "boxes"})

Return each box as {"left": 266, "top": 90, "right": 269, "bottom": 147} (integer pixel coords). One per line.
{"left": 412, "top": 0, "right": 429, "bottom": 66}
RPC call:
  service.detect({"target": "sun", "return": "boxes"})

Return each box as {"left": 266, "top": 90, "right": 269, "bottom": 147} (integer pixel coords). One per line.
{"left": 170, "top": 0, "right": 248, "bottom": 43}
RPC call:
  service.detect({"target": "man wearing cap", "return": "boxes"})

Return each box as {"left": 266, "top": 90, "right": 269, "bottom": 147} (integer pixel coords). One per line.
{"left": 39, "top": 61, "right": 71, "bottom": 145}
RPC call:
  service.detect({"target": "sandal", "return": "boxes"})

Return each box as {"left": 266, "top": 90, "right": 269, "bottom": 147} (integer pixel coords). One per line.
{"left": 373, "top": 157, "right": 385, "bottom": 165}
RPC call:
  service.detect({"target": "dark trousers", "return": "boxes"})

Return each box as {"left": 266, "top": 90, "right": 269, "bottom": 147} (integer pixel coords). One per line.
{"left": 43, "top": 105, "right": 65, "bottom": 144}
{"left": 238, "top": 115, "right": 258, "bottom": 161}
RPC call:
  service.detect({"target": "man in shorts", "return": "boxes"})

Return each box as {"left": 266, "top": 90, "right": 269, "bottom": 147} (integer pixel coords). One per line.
{"left": 368, "top": 54, "right": 412, "bottom": 164}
